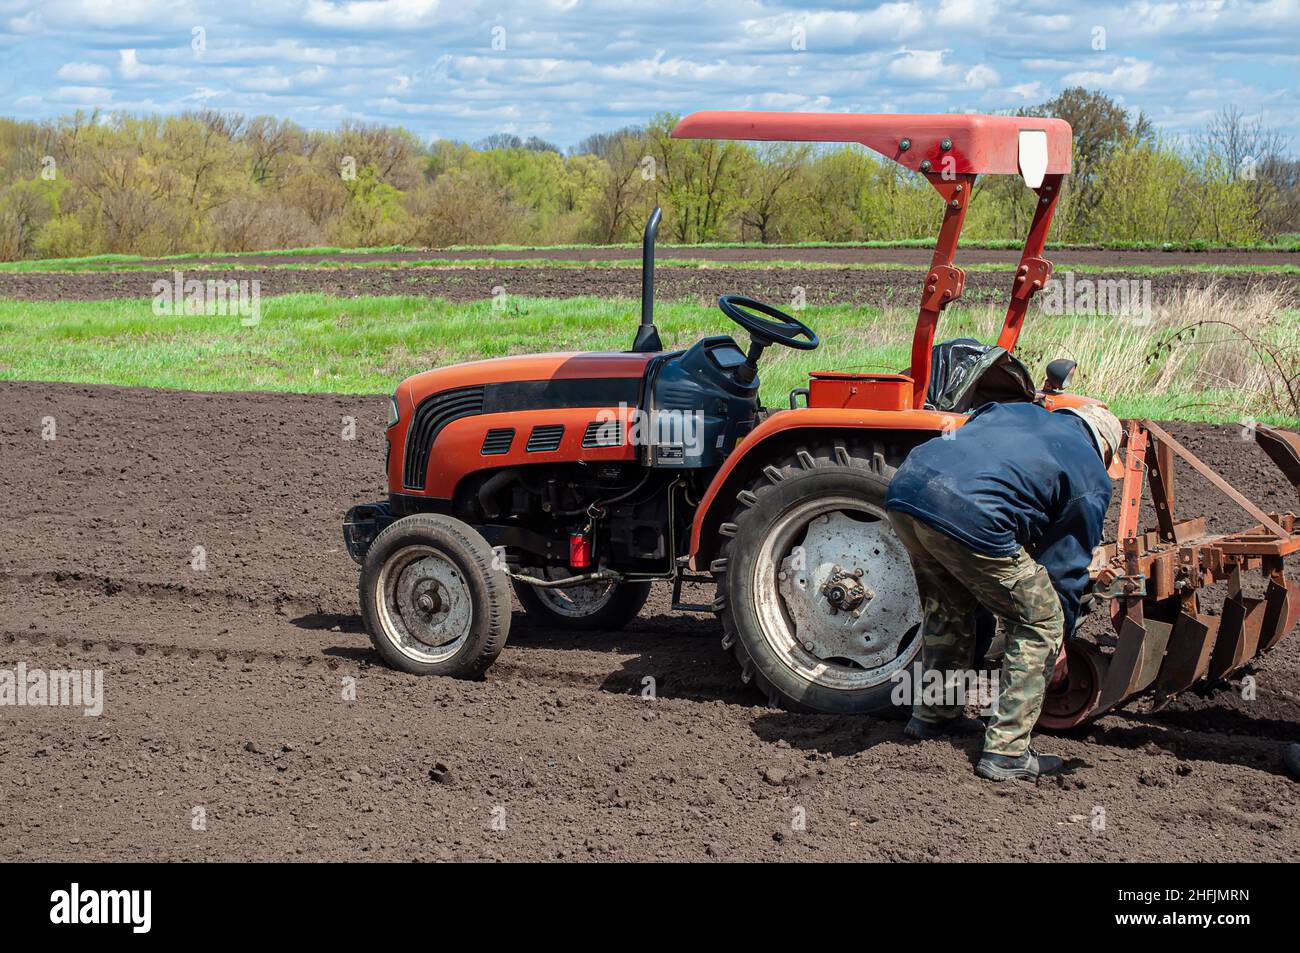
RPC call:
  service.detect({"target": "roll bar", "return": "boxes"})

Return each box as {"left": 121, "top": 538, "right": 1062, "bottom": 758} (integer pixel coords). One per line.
{"left": 671, "top": 111, "right": 1073, "bottom": 408}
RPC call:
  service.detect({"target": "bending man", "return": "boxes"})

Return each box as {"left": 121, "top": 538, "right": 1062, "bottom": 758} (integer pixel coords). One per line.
{"left": 885, "top": 401, "right": 1122, "bottom": 782}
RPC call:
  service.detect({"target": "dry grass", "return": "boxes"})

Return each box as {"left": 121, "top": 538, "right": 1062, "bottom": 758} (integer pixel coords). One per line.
{"left": 977, "top": 283, "right": 1300, "bottom": 420}
{"left": 765, "top": 282, "right": 1300, "bottom": 422}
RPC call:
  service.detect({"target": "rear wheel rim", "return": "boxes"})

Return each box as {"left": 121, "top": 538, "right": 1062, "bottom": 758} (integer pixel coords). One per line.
{"left": 526, "top": 567, "right": 617, "bottom": 618}
{"left": 751, "top": 494, "right": 922, "bottom": 693}
{"left": 375, "top": 545, "right": 472, "bottom": 664}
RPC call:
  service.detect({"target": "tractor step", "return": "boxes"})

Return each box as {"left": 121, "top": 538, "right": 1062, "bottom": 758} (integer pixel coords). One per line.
{"left": 671, "top": 568, "right": 718, "bottom": 614}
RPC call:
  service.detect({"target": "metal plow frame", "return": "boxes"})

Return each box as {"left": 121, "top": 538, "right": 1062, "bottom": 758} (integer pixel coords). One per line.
{"left": 1040, "top": 420, "right": 1300, "bottom": 729}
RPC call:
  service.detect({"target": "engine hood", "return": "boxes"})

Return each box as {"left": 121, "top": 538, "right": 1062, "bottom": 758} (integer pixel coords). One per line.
{"left": 396, "top": 351, "right": 655, "bottom": 413}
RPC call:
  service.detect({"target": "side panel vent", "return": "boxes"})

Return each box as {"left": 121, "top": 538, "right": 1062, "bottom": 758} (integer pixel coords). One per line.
{"left": 526, "top": 424, "right": 565, "bottom": 453}
{"left": 582, "top": 419, "right": 624, "bottom": 448}
{"left": 403, "top": 386, "right": 485, "bottom": 489}
{"left": 480, "top": 428, "right": 515, "bottom": 456}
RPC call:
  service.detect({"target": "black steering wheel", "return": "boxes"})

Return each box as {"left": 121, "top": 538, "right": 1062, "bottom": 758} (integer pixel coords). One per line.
{"left": 717, "top": 294, "right": 819, "bottom": 385}
{"left": 718, "top": 294, "right": 820, "bottom": 351}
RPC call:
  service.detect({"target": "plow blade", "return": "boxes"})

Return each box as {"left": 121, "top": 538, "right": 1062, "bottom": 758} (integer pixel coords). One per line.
{"left": 1095, "top": 616, "right": 1172, "bottom": 716}
{"left": 1260, "top": 576, "right": 1300, "bottom": 654}
{"left": 1039, "top": 419, "right": 1300, "bottom": 729}
{"left": 1205, "top": 584, "right": 1265, "bottom": 683}
{"left": 1254, "top": 424, "right": 1300, "bottom": 489}
{"left": 1154, "top": 610, "right": 1218, "bottom": 706}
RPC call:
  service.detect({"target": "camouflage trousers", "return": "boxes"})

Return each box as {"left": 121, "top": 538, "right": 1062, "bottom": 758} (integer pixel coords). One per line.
{"left": 888, "top": 511, "right": 1065, "bottom": 757}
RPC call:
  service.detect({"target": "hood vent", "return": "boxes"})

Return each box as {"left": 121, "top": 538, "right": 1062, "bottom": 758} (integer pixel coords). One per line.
{"left": 480, "top": 428, "right": 515, "bottom": 456}
{"left": 526, "top": 424, "right": 565, "bottom": 453}
{"left": 582, "top": 419, "right": 624, "bottom": 448}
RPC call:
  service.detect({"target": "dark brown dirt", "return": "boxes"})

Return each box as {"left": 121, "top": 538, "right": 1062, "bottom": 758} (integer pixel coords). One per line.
{"left": 128, "top": 246, "right": 1300, "bottom": 269}
{"left": 0, "top": 265, "right": 1290, "bottom": 305}
{"left": 1, "top": 381, "right": 1297, "bottom": 861}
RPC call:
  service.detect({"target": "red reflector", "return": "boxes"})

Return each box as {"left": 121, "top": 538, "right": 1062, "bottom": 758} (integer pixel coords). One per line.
{"left": 569, "top": 533, "right": 591, "bottom": 569}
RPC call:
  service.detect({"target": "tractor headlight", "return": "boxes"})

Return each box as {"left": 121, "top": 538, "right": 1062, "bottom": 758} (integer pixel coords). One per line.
{"left": 387, "top": 395, "right": 400, "bottom": 428}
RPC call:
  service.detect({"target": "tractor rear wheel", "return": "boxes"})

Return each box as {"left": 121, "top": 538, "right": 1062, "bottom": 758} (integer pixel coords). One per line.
{"left": 714, "top": 440, "right": 923, "bottom": 714}
{"left": 513, "top": 570, "right": 652, "bottom": 631}
{"left": 360, "top": 514, "right": 510, "bottom": 677}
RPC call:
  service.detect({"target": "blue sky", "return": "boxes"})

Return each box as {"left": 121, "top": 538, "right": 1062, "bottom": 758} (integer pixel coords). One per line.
{"left": 1, "top": 0, "right": 1297, "bottom": 149}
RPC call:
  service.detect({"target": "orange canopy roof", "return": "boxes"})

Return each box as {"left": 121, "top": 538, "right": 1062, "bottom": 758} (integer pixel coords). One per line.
{"left": 672, "top": 111, "right": 1072, "bottom": 178}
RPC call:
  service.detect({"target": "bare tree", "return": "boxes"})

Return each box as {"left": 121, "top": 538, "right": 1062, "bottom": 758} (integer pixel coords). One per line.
{"left": 1200, "top": 106, "right": 1288, "bottom": 180}
{"left": 1199, "top": 106, "right": 1294, "bottom": 236}
{"left": 1023, "top": 87, "right": 1153, "bottom": 231}
{"left": 589, "top": 130, "right": 651, "bottom": 242}
{"left": 1256, "top": 156, "right": 1300, "bottom": 234}
{"left": 242, "top": 117, "right": 302, "bottom": 187}
{"left": 335, "top": 122, "right": 422, "bottom": 189}
{"left": 183, "top": 109, "right": 247, "bottom": 141}
{"left": 405, "top": 168, "right": 524, "bottom": 246}
{"left": 738, "top": 143, "right": 810, "bottom": 243}
{"left": 475, "top": 133, "right": 523, "bottom": 151}
{"left": 572, "top": 126, "right": 644, "bottom": 159}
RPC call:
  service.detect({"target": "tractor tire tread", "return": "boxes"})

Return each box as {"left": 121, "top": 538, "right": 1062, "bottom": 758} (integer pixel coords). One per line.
{"left": 359, "top": 513, "right": 510, "bottom": 678}
{"left": 712, "top": 438, "right": 908, "bottom": 713}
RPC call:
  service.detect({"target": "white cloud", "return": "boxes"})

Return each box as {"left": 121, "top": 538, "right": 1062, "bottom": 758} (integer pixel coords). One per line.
{"left": 1022, "top": 58, "right": 1085, "bottom": 71}
{"left": 740, "top": 3, "right": 924, "bottom": 49}
{"left": 888, "top": 49, "right": 954, "bottom": 82}
{"left": 0, "top": 0, "right": 1295, "bottom": 147}
{"left": 304, "top": 0, "right": 443, "bottom": 30}
{"left": 1062, "top": 57, "right": 1156, "bottom": 93}
{"left": 6, "top": 11, "right": 40, "bottom": 33}
{"left": 54, "top": 85, "right": 113, "bottom": 103}
{"left": 118, "top": 49, "right": 145, "bottom": 79}
{"left": 939, "top": 0, "right": 994, "bottom": 26}
{"left": 56, "top": 61, "right": 110, "bottom": 83}
{"left": 1008, "top": 81, "right": 1045, "bottom": 100}
{"left": 964, "top": 63, "right": 999, "bottom": 88}
{"left": 751, "top": 91, "right": 832, "bottom": 109}
{"left": 39, "top": 0, "right": 197, "bottom": 30}
{"left": 1023, "top": 13, "right": 1072, "bottom": 31}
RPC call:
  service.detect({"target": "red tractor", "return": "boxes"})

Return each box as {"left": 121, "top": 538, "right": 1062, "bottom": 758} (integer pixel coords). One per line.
{"left": 345, "top": 111, "right": 1300, "bottom": 724}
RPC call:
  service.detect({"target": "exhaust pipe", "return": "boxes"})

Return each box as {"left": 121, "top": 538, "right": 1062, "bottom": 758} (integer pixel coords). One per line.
{"left": 631, "top": 207, "right": 663, "bottom": 353}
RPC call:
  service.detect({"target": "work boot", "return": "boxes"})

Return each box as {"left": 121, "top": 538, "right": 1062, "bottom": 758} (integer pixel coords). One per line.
{"left": 976, "top": 748, "right": 1064, "bottom": 782}
{"left": 903, "top": 714, "right": 986, "bottom": 741}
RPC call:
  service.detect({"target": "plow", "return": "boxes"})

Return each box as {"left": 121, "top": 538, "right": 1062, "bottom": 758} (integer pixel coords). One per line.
{"left": 1041, "top": 420, "right": 1300, "bottom": 728}
{"left": 343, "top": 107, "right": 1300, "bottom": 725}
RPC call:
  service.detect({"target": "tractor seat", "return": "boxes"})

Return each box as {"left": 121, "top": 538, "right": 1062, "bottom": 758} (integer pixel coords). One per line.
{"left": 922, "top": 338, "right": 1035, "bottom": 413}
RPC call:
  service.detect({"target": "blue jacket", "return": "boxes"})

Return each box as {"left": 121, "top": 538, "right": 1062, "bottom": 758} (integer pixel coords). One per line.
{"left": 885, "top": 401, "right": 1112, "bottom": 634}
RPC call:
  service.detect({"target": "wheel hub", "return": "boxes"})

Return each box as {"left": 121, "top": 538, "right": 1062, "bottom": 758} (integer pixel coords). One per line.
{"left": 391, "top": 554, "right": 470, "bottom": 649}
{"left": 774, "top": 510, "right": 921, "bottom": 671}
{"left": 414, "top": 583, "right": 443, "bottom": 616}
{"left": 821, "top": 567, "right": 872, "bottom": 613}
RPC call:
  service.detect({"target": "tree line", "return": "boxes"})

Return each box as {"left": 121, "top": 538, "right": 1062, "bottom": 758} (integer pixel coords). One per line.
{"left": 0, "top": 88, "right": 1294, "bottom": 261}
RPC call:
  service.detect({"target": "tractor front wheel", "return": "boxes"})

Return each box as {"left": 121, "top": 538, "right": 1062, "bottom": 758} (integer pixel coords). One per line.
{"left": 714, "top": 440, "right": 923, "bottom": 714}
{"left": 360, "top": 514, "right": 510, "bottom": 677}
